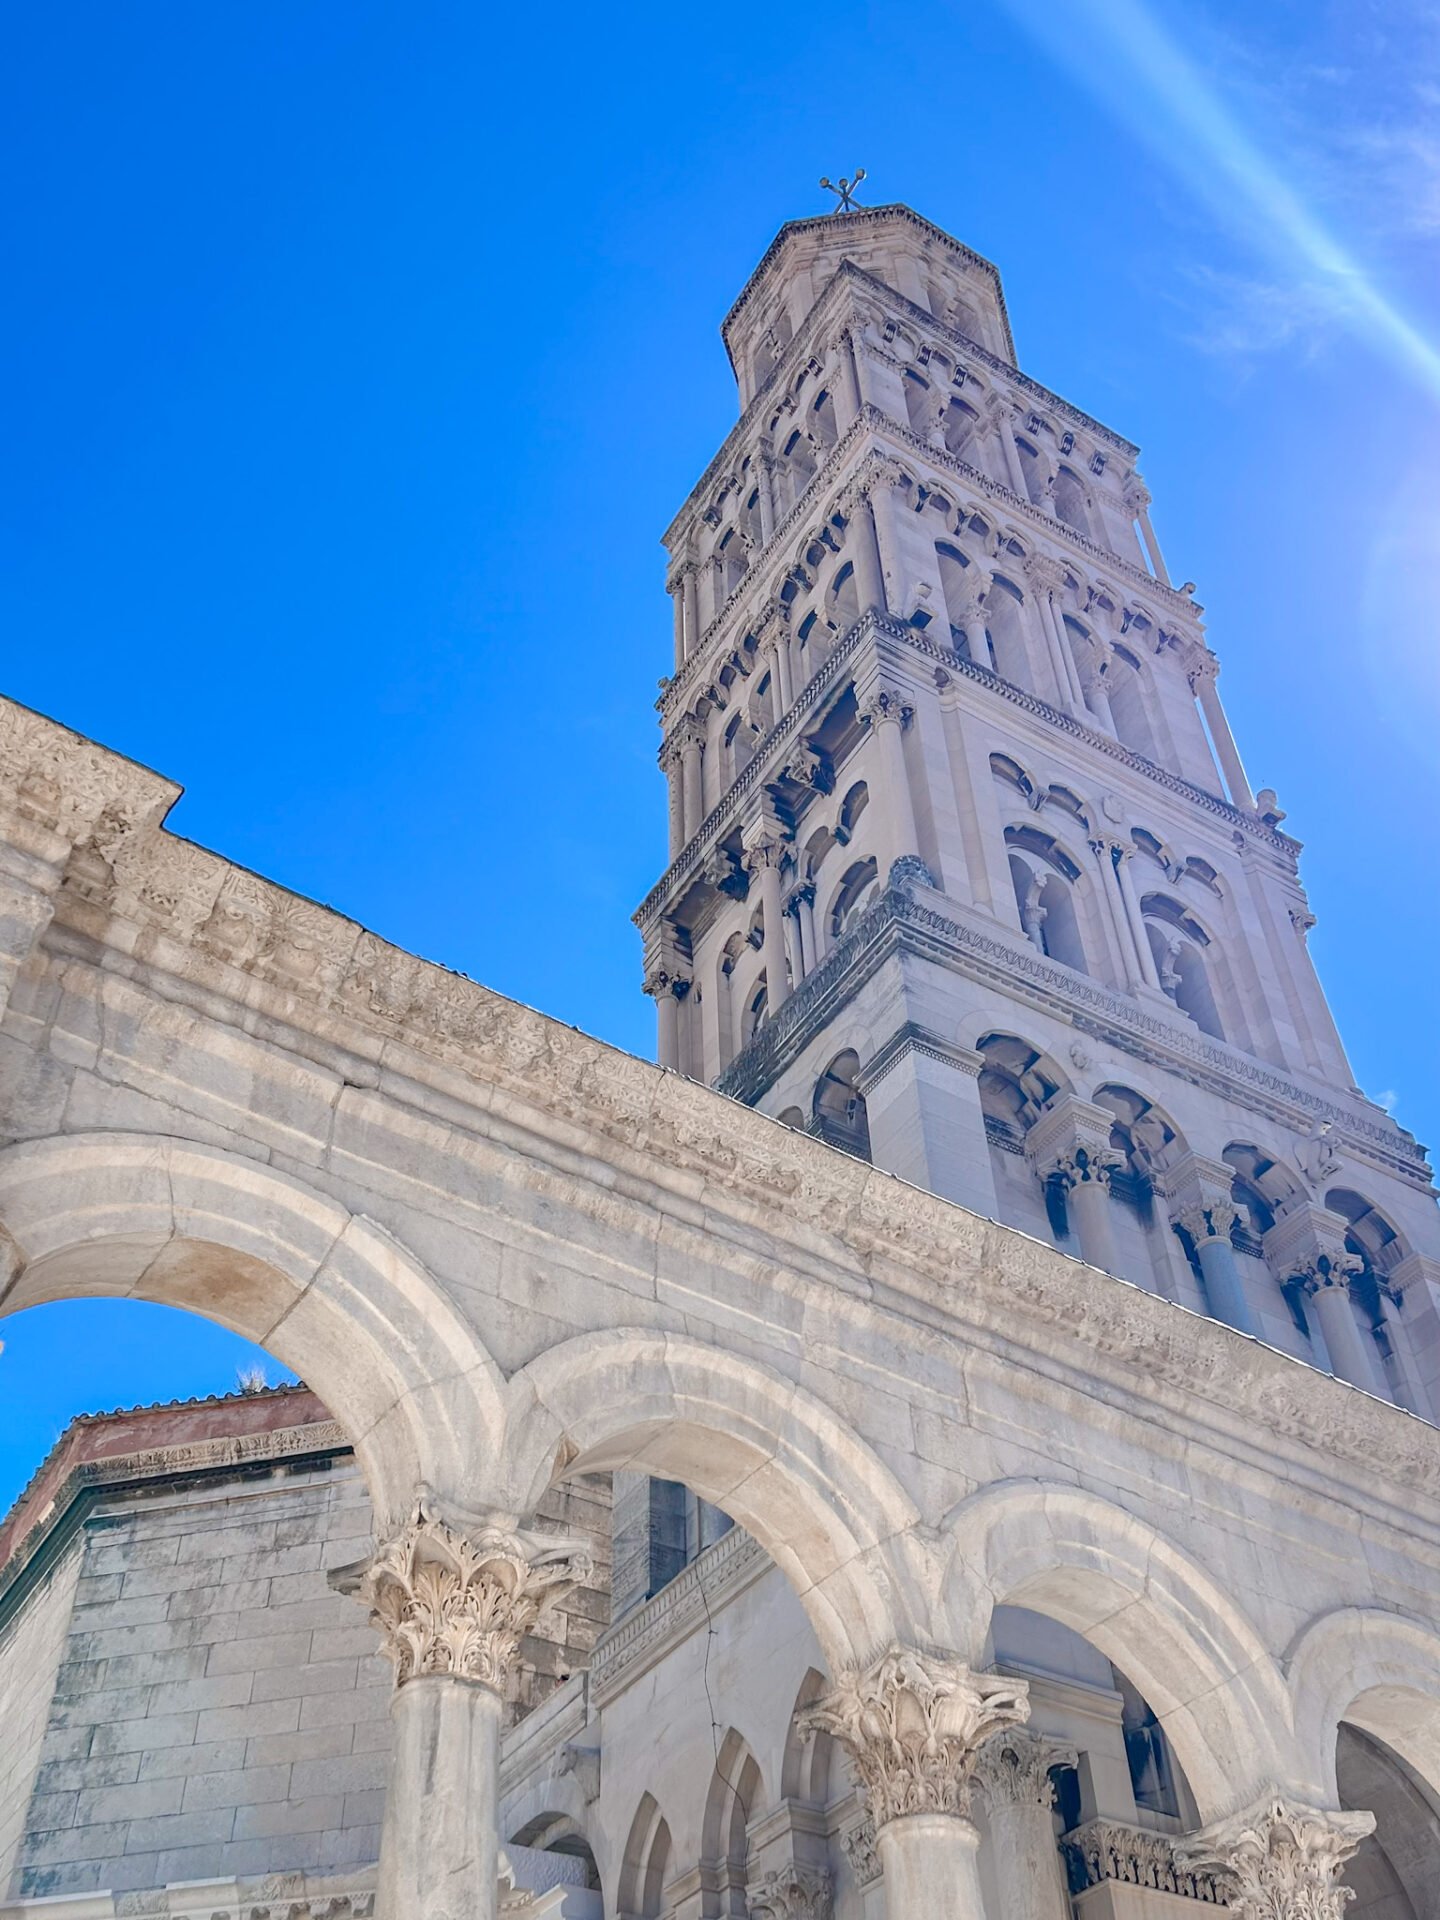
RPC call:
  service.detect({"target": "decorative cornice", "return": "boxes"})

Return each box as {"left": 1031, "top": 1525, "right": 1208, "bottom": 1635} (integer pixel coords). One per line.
{"left": 589, "top": 1524, "right": 768, "bottom": 1705}
{"left": 799, "top": 1648, "right": 1028, "bottom": 1826}
{"left": 1063, "top": 1820, "right": 1226, "bottom": 1903}
{"left": 854, "top": 1023, "right": 983, "bottom": 1097}
{"left": 713, "top": 883, "right": 1428, "bottom": 1188}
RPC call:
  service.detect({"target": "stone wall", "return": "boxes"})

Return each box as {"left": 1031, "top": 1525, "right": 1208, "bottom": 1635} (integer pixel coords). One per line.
{"left": 0, "top": 1541, "right": 82, "bottom": 1896}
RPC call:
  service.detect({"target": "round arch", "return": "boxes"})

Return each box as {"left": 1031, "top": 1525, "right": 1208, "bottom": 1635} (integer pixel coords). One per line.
{"left": 942, "top": 1479, "right": 1296, "bottom": 1818}
{"left": 0, "top": 1132, "right": 506, "bottom": 1532}
{"left": 501, "top": 1329, "right": 923, "bottom": 1667}
{"left": 1287, "top": 1607, "right": 1440, "bottom": 1802}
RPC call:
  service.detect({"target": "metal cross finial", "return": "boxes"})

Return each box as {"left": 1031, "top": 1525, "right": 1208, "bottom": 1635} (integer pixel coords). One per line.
{"left": 819, "top": 169, "right": 867, "bottom": 213}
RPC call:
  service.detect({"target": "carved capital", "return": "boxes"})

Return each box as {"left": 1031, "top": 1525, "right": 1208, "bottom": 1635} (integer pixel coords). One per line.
{"left": 1175, "top": 1201, "right": 1240, "bottom": 1244}
{"left": 746, "top": 1864, "right": 833, "bottom": 1920}
{"left": 1123, "top": 480, "right": 1152, "bottom": 513}
{"left": 1047, "top": 1146, "right": 1125, "bottom": 1193}
{"left": 858, "top": 688, "right": 912, "bottom": 732}
{"left": 976, "top": 1727, "right": 1078, "bottom": 1810}
{"left": 1022, "top": 553, "right": 1068, "bottom": 597}
{"left": 1186, "top": 650, "right": 1220, "bottom": 694}
{"left": 1298, "top": 1251, "right": 1365, "bottom": 1294}
{"left": 1173, "top": 1792, "right": 1374, "bottom": 1920}
{"left": 799, "top": 1648, "right": 1028, "bottom": 1827}
{"left": 743, "top": 831, "right": 789, "bottom": 874}
{"left": 643, "top": 964, "right": 692, "bottom": 1002}
{"left": 352, "top": 1507, "right": 593, "bottom": 1694}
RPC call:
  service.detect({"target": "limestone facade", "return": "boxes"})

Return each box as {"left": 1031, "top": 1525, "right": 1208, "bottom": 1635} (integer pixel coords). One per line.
{"left": 0, "top": 199, "right": 1435, "bottom": 1920}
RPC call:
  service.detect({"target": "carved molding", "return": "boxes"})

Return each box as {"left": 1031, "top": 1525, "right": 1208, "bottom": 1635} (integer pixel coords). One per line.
{"left": 1173, "top": 1792, "right": 1375, "bottom": 1920}
{"left": 1063, "top": 1820, "right": 1226, "bottom": 1903}
{"left": 799, "top": 1648, "right": 1028, "bottom": 1827}
{"left": 746, "top": 1864, "right": 833, "bottom": 1920}
{"left": 352, "top": 1506, "right": 592, "bottom": 1693}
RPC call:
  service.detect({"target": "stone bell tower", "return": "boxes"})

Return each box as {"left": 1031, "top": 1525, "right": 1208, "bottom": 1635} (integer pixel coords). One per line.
{"left": 636, "top": 200, "right": 1440, "bottom": 1431}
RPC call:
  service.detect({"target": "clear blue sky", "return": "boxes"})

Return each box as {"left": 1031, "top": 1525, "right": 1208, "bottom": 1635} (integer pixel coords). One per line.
{"left": 2, "top": 1, "right": 1437, "bottom": 1510}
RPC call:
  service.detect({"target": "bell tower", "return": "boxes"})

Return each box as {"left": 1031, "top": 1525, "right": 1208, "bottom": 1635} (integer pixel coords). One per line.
{"left": 637, "top": 200, "right": 1440, "bottom": 1424}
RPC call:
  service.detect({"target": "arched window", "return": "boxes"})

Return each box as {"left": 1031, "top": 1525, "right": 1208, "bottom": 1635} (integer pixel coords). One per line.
{"left": 724, "top": 711, "right": 758, "bottom": 781}
{"left": 1052, "top": 465, "right": 1090, "bottom": 535}
{"left": 1143, "top": 896, "right": 1224, "bottom": 1039}
{"left": 1015, "top": 438, "right": 1046, "bottom": 506}
{"left": 837, "top": 781, "right": 869, "bottom": 843}
{"left": 811, "top": 389, "right": 838, "bottom": 449}
{"left": 1005, "top": 829, "right": 1088, "bottom": 975}
{"left": 742, "top": 978, "right": 768, "bottom": 1045}
{"left": 828, "top": 855, "right": 879, "bottom": 938}
{"left": 976, "top": 1033, "right": 1068, "bottom": 1242}
{"left": 510, "top": 1814, "right": 601, "bottom": 1892}
{"left": 936, "top": 544, "right": 977, "bottom": 654}
{"left": 1093, "top": 1085, "right": 1185, "bottom": 1296}
{"left": 782, "top": 429, "right": 817, "bottom": 502}
{"left": 984, "top": 576, "right": 1030, "bottom": 689}
{"left": 813, "top": 1049, "right": 871, "bottom": 1161}
{"left": 1325, "top": 1188, "right": 1415, "bottom": 1408}
{"left": 1107, "top": 645, "right": 1158, "bottom": 759}
{"left": 902, "top": 369, "right": 937, "bottom": 440}
{"left": 618, "top": 1795, "right": 672, "bottom": 1920}
{"left": 943, "top": 398, "right": 980, "bottom": 460}
{"left": 717, "top": 529, "right": 747, "bottom": 595}
{"left": 827, "top": 558, "right": 860, "bottom": 634}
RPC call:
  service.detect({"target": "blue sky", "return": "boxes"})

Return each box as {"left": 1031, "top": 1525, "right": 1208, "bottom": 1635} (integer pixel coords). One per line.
{"left": 2, "top": 0, "right": 1437, "bottom": 1509}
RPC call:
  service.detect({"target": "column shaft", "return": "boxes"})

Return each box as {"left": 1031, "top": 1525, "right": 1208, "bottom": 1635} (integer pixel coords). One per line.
{"left": 681, "top": 741, "right": 703, "bottom": 841}
{"left": 867, "top": 705, "right": 920, "bottom": 878}
{"left": 1136, "top": 504, "right": 1172, "bottom": 586}
{"left": 1195, "top": 1235, "right": 1258, "bottom": 1337}
{"left": 1309, "top": 1281, "right": 1384, "bottom": 1393}
{"left": 1067, "top": 1177, "right": 1119, "bottom": 1276}
{"left": 378, "top": 1676, "right": 503, "bottom": 1920}
{"left": 986, "top": 1798, "right": 1070, "bottom": 1920}
{"left": 683, "top": 567, "right": 701, "bottom": 661}
{"left": 878, "top": 1813, "right": 986, "bottom": 1920}
{"left": 1196, "top": 672, "right": 1255, "bottom": 810}
{"left": 758, "top": 859, "right": 789, "bottom": 1008}
{"left": 850, "top": 495, "right": 886, "bottom": 612}
{"left": 1114, "top": 850, "right": 1162, "bottom": 988}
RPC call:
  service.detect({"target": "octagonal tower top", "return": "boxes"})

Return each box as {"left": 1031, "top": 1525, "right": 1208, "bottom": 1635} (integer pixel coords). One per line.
{"left": 722, "top": 203, "right": 1016, "bottom": 410}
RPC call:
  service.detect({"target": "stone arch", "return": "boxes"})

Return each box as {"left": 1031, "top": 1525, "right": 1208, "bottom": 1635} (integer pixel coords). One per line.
{"left": 617, "top": 1792, "right": 673, "bottom": 1920}
{"left": 943, "top": 1479, "right": 1295, "bottom": 1818}
{"left": 501, "top": 1330, "right": 922, "bottom": 1668}
{"left": 702, "top": 1727, "right": 765, "bottom": 1906}
{"left": 0, "top": 1131, "right": 506, "bottom": 1533}
{"left": 1287, "top": 1607, "right": 1440, "bottom": 1802}
{"left": 780, "top": 1667, "right": 834, "bottom": 1805}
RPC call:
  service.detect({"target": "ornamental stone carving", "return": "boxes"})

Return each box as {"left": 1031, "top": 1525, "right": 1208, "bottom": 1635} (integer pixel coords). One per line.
{"left": 1173, "top": 1793, "right": 1375, "bottom": 1920}
{"left": 1176, "top": 1201, "right": 1240, "bottom": 1245}
{"left": 798, "top": 1648, "right": 1028, "bottom": 1826}
{"left": 352, "top": 1507, "right": 593, "bottom": 1693}
{"left": 746, "top": 1864, "right": 833, "bottom": 1920}
{"left": 1048, "top": 1146, "right": 1124, "bottom": 1193}
{"left": 840, "top": 1815, "right": 881, "bottom": 1888}
{"left": 857, "top": 688, "right": 912, "bottom": 732}
{"left": 976, "top": 1728, "right": 1078, "bottom": 1809}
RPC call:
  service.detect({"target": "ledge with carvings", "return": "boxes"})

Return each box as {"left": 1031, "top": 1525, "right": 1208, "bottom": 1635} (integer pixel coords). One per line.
{"left": 1062, "top": 1820, "right": 1228, "bottom": 1904}
{"left": 589, "top": 1523, "right": 768, "bottom": 1705}
{"left": 711, "top": 880, "right": 1431, "bottom": 1189}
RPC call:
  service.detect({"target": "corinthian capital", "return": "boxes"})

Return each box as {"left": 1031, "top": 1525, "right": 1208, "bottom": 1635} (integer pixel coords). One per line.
{"left": 858, "top": 687, "right": 912, "bottom": 732}
{"left": 747, "top": 1865, "right": 833, "bottom": 1920}
{"left": 355, "top": 1506, "right": 593, "bottom": 1693}
{"left": 1022, "top": 552, "right": 1068, "bottom": 597}
{"left": 1173, "top": 1792, "right": 1374, "bottom": 1920}
{"left": 976, "top": 1727, "right": 1078, "bottom": 1810}
{"left": 799, "top": 1648, "right": 1028, "bottom": 1827}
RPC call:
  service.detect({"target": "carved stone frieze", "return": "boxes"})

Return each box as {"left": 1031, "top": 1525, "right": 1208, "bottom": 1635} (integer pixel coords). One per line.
{"left": 799, "top": 1648, "right": 1028, "bottom": 1827}
{"left": 1063, "top": 1820, "right": 1226, "bottom": 1903}
{"left": 348, "top": 1506, "right": 592, "bottom": 1693}
{"left": 1173, "top": 1793, "right": 1375, "bottom": 1920}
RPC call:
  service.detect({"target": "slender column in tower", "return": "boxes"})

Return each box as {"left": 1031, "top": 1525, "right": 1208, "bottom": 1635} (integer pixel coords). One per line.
{"left": 1124, "top": 481, "right": 1172, "bottom": 586}
{"left": 1262, "top": 1203, "right": 1387, "bottom": 1394}
{"left": 644, "top": 959, "right": 692, "bottom": 1070}
{"left": 346, "top": 1509, "right": 592, "bottom": 1920}
{"left": 801, "top": 1649, "right": 1029, "bottom": 1920}
{"left": 1088, "top": 836, "right": 1148, "bottom": 992}
{"left": 832, "top": 327, "right": 863, "bottom": 433}
{"left": 745, "top": 828, "right": 791, "bottom": 1010}
{"left": 1187, "top": 651, "right": 1255, "bottom": 810}
{"left": 1024, "top": 1096, "right": 1124, "bottom": 1276}
{"left": 677, "top": 717, "right": 704, "bottom": 842}
{"left": 857, "top": 685, "right": 922, "bottom": 884}
{"left": 757, "top": 454, "right": 777, "bottom": 544}
{"left": 662, "top": 750, "right": 685, "bottom": 859}
{"left": 668, "top": 573, "right": 686, "bottom": 669}
{"left": 682, "top": 562, "right": 701, "bottom": 663}
{"left": 869, "top": 470, "right": 906, "bottom": 612}
{"left": 976, "top": 1730, "right": 1076, "bottom": 1920}
{"left": 1174, "top": 1793, "right": 1374, "bottom": 1920}
{"left": 986, "top": 395, "right": 1028, "bottom": 497}
{"left": 1111, "top": 841, "right": 1163, "bottom": 989}
{"left": 1026, "top": 556, "right": 1086, "bottom": 713}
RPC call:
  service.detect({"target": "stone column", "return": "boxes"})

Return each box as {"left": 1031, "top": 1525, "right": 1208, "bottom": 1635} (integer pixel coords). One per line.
{"left": 1124, "top": 482, "right": 1171, "bottom": 587}
{"left": 1188, "top": 653, "right": 1255, "bottom": 811}
{"left": 1025, "top": 1095, "right": 1125, "bottom": 1276}
{"left": 347, "top": 1507, "right": 593, "bottom": 1920}
{"left": 1387, "top": 1253, "right": 1440, "bottom": 1420}
{"left": 643, "top": 963, "right": 691, "bottom": 1070}
{"left": 765, "top": 628, "right": 795, "bottom": 715}
{"left": 677, "top": 719, "right": 704, "bottom": 843}
{"left": 668, "top": 574, "right": 686, "bottom": 669}
{"left": 1111, "top": 842, "right": 1163, "bottom": 989}
{"left": 1179, "top": 1203, "right": 1256, "bottom": 1336}
{"left": 989, "top": 398, "right": 1029, "bottom": 497}
{"left": 1087, "top": 835, "right": 1148, "bottom": 992}
{"left": 662, "top": 752, "right": 685, "bottom": 860}
{"left": 801, "top": 1648, "right": 1029, "bottom": 1920}
{"left": 1024, "top": 557, "right": 1086, "bottom": 712}
{"left": 977, "top": 1730, "right": 1076, "bottom": 1920}
{"left": 1263, "top": 1204, "right": 1387, "bottom": 1394}
{"left": 745, "top": 830, "right": 791, "bottom": 1011}
{"left": 833, "top": 328, "right": 863, "bottom": 433}
{"left": 846, "top": 489, "right": 887, "bottom": 614}
{"left": 1174, "top": 1792, "right": 1374, "bottom": 1920}
{"left": 758, "top": 455, "right": 777, "bottom": 544}
{"left": 682, "top": 562, "right": 701, "bottom": 663}
{"left": 868, "top": 469, "right": 907, "bottom": 613}
{"left": 857, "top": 687, "right": 926, "bottom": 887}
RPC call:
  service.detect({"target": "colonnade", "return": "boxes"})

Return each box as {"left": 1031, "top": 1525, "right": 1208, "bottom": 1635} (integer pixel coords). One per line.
{"left": 351, "top": 1512, "right": 1383, "bottom": 1920}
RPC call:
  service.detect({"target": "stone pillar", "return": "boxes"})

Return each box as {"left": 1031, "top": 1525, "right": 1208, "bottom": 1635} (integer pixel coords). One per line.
{"left": 1124, "top": 482, "right": 1171, "bottom": 587}
{"left": 682, "top": 562, "right": 701, "bottom": 663}
{"left": 662, "top": 752, "right": 685, "bottom": 859}
{"left": 745, "top": 830, "right": 791, "bottom": 1011}
{"left": 989, "top": 398, "right": 1028, "bottom": 497}
{"left": 857, "top": 686, "right": 926, "bottom": 887}
{"left": 801, "top": 1648, "right": 1029, "bottom": 1920}
{"left": 668, "top": 574, "right": 687, "bottom": 669}
{"left": 1263, "top": 1204, "right": 1387, "bottom": 1395}
{"left": 758, "top": 456, "right": 777, "bottom": 544}
{"left": 643, "top": 961, "right": 691, "bottom": 1070}
{"left": 1111, "top": 842, "right": 1164, "bottom": 989}
{"left": 347, "top": 1508, "right": 592, "bottom": 1920}
{"left": 1387, "top": 1253, "right": 1440, "bottom": 1421}
{"left": 1188, "top": 652, "right": 1255, "bottom": 811}
{"left": 678, "top": 719, "right": 704, "bottom": 843}
{"left": 868, "top": 470, "right": 906, "bottom": 613}
{"left": 1174, "top": 1792, "right": 1374, "bottom": 1920}
{"left": 1024, "top": 557, "right": 1085, "bottom": 713}
{"left": 846, "top": 490, "right": 887, "bottom": 614}
{"left": 833, "top": 329, "right": 863, "bottom": 433}
{"left": 976, "top": 1730, "right": 1076, "bottom": 1920}
{"left": 1160, "top": 1152, "right": 1257, "bottom": 1336}
{"left": 1088, "top": 835, "right": 1148, "bottom": 992}
{"left": 765, "top": 629, "right": 795, "bottom": 714}
{"left": 859, "top": 1034, "right": 998, "bottom": 1215}
{"left": 1025, "top": 1096, "right": 1124, "bottom": 1275}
